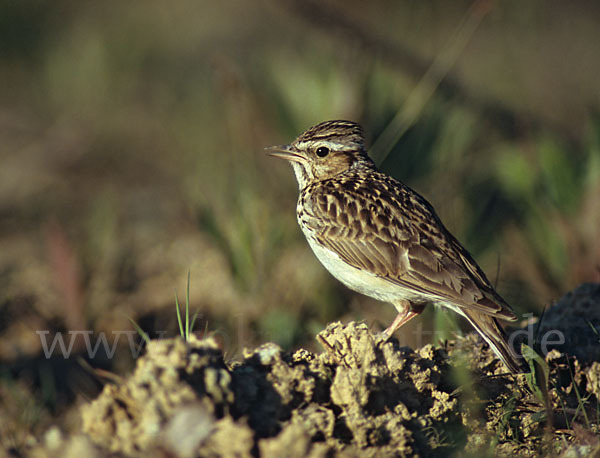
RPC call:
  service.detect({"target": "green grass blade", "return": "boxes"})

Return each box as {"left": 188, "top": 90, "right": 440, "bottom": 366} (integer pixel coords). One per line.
{"left": 185, "top": 271, "right": 191, "bottom": 341}
{"left": 190, "top": 310, "right": 200, "bottom": 336}
{"left": 175, "top": 290, "right": 184, "bottom": 339}
{"left": 587, "top": 319, "right": 600, "bottom": 343}
{"left": 126, "top": 316, "right": 151, "bottom": 345}
{"left": 568, "top": 359, "right": 590, "bottom": 427}
{"left": 521, "top": 343, "right": 550, "bottom": 405}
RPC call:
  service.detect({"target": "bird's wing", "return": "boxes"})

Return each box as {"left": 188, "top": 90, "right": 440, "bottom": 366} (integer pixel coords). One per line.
{"left": 300, "top": 174, "right": 516, "bottom": 321}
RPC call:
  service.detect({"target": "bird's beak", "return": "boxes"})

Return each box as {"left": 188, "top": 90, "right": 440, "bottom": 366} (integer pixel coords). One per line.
{"left": 265, "top": 145, "right": 306, "bottom": 164}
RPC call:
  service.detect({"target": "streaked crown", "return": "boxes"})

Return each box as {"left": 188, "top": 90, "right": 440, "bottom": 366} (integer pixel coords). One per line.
{"left": 293, "top": 120, "right": 366, "bottom": 153}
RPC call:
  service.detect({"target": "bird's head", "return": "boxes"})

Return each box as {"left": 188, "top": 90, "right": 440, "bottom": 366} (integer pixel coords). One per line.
{"left": 266, "top": 120, "right": 375, "bottom": 189}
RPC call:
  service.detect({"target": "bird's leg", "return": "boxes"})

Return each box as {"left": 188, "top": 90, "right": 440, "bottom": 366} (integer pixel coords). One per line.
{"left": 379, "top": 301, "right": 425, "bottom": 341}
{"left": 380, "top": 310, "right": 419, "bottom": 340}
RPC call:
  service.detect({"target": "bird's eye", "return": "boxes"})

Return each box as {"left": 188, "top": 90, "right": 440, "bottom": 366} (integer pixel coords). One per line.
{"left": 316, "top": 146, "right": 330, "bottom": 157}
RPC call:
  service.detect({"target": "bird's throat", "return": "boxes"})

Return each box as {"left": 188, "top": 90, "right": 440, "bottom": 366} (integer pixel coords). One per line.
{"left": 291, "top": 162, "right": 310, "bottom": 190}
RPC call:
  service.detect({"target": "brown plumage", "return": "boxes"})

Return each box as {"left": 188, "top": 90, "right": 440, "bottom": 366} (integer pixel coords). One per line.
{"left": 267, "top": 120, "right": 524, "bottom": 374}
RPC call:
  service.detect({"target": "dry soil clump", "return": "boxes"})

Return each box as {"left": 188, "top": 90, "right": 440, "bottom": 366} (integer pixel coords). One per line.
{"left": 27, "top": 284, "right": 600, "bottom": 457}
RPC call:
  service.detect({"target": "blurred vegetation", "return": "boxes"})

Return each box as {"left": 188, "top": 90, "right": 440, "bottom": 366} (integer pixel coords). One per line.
{"left": 0, "top": 0, "right": 599, "bottom": 450}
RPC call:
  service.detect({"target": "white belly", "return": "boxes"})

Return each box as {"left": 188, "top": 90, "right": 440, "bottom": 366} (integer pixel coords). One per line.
{"left": 303, "top": 232, "right": 433, "bottom": 305}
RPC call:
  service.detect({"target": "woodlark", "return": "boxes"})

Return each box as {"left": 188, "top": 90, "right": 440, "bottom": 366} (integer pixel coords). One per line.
{"left": 267, "top": 120, "right": 524, "bottom": 374}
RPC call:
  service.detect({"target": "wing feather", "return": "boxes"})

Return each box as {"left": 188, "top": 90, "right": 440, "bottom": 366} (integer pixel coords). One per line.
{"left": 300, "top": 173, "right": 516, "bottom": 321}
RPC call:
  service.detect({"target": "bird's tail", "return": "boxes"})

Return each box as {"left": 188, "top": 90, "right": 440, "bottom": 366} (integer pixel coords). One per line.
{"left": 462, "top": 310, "right": 525, "bottom": 374}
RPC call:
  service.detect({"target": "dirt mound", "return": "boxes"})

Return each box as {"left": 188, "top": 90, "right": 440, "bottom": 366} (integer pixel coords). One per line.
{"left": 78, "top": 322, "right": 460, "bottom": 456}
{"left": 28, "top": 285, "right": 600, "bottom": 457}
{"left": 532, "top": 282, "right": 600, "bottom": 363}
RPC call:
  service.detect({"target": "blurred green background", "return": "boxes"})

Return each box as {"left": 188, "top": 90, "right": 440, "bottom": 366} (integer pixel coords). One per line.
{"left": 1, "top": 0, "right": 599, "bottom": 448}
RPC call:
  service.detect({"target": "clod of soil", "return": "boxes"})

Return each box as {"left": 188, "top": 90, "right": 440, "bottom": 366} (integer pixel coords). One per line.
{"left": 29, "top": 283, "right": 600, "bottom": 456}
{"left": 530, "top": 282, "right": 600, "bottom": 364}
{"left": 79, "top": 322, "right": 462, "bottom": 457}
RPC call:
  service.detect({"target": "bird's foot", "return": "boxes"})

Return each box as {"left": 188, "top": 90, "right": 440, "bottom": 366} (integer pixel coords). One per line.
{"left": 375, "top": 330, "right": 392, "bottom": 344}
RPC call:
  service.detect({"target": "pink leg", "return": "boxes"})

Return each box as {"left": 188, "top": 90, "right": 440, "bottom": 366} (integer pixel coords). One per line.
{"left": 381, "top": 310, "right": 420, "bottom": 340}
{"left": 380, "top": 301, "right": 425, "bottom": 340}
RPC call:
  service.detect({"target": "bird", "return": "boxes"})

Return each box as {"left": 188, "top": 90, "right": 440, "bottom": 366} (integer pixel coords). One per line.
{"left": 266, "top": 119, "right": 524, "bottom": 374}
